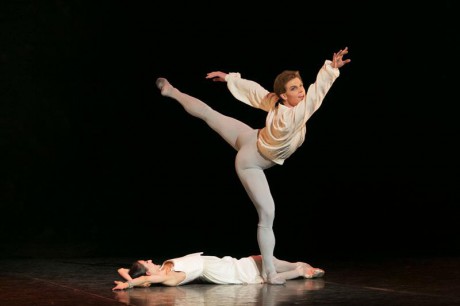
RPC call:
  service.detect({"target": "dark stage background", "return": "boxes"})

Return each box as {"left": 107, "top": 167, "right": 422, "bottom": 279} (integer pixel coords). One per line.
{"left": 1, "top": 1, "right": 458, "bottom": 262}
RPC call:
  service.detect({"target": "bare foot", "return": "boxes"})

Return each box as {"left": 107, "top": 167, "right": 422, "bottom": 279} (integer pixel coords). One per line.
{"left": 155, "top": 77, "right": 173, "bottom": 97}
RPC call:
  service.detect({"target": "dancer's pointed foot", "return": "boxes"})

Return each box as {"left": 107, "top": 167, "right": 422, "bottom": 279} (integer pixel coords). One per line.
{"left": 309, "top": 268, "right": 325, "bottom": 278}
{"left": 296, "top": 263, "right": 325, "bottom": 279}
{"left": 155, "top": 77, "right": 173, "bottom": 96}
{"left": 266, "top": 272, "right": 286, "bottom": 285}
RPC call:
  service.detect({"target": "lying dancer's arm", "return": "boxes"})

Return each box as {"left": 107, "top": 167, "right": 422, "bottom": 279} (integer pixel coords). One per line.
{"left": 112, "top": 274, "right": 168, "bottom": 290}
{"left": 117, "top": 268, "right": 132, "bottom": 281}
{"left": 114, "top": 268, "right": 151, "bottom": 289}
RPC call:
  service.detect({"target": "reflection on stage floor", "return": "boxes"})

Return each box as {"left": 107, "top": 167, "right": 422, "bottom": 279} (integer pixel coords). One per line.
{"left": 1, "top": 255, "right": 460, "bottom": 305}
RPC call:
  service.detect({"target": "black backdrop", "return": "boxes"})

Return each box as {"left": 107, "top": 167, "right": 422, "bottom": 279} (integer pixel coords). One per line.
{"left": 1, "top": 1, "right": 458, "bottom": 261}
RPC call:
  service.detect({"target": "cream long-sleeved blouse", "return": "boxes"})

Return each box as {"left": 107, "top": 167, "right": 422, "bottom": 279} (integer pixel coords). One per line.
{"left": 225, "top": 60, "right": 340, "bottom": 165}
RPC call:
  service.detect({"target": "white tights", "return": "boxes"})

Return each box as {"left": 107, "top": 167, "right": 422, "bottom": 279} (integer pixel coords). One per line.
{"left": 158, "top": 79, "right": 282, "bottom": 281}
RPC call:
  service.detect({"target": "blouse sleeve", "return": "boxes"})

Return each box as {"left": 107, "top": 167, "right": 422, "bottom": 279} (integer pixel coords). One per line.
{"left": 291, "top": 60, "right": 340, "bottom": 126}
{"left": 225, "top": 73, "right": 275, "bottom": 112}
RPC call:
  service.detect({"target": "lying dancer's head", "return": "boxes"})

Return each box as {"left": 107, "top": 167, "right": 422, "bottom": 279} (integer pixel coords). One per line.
{"left": 129, "top": 259, "right": 161, "bottom": 278}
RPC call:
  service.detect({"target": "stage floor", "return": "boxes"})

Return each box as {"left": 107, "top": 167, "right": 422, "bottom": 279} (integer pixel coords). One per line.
{"left": 1, "top": 255, "right": 460, "bottom": 306}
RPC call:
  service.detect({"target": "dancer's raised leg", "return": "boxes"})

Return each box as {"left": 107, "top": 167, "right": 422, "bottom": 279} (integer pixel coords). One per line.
{"left": 156, "top": 77, "right": 252, "bottom": 150}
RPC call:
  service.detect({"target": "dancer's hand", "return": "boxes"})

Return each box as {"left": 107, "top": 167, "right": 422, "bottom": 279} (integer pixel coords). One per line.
{"left": 112, "top": 280, "right": 129, "bottom": 290}
{"left": 206, "top": 71, "right": 228, "bottom": 82}
{"left": 331, "top": 47, "right": 351, "bottom": 69}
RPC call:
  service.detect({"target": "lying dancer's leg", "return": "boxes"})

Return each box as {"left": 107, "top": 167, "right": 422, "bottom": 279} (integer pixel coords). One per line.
{"left": 273, "top": 257, "right": 325, "bottom": 280}
{"left": 156, "top": 78, "right": 252, "bottom": 149}
{"left": 235, "top": 139, "right": 284, "bottom": 285}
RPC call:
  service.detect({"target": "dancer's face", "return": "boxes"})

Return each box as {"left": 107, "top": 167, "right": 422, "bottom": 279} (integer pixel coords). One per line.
{"left": 138, "top": 259, "right": 161, "bottom": 275}
{"left": 281, "top": 77, "right": 305, "bottom": 108}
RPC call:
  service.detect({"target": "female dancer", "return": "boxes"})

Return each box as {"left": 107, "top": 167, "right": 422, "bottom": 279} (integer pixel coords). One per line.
{"left": 112, "top": 252, "right": 324, "bottom": 289}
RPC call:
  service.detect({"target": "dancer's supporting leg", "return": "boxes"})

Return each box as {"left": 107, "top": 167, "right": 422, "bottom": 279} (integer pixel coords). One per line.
{"left": 235, "top": 134, "right": 284, "bottom": 285}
